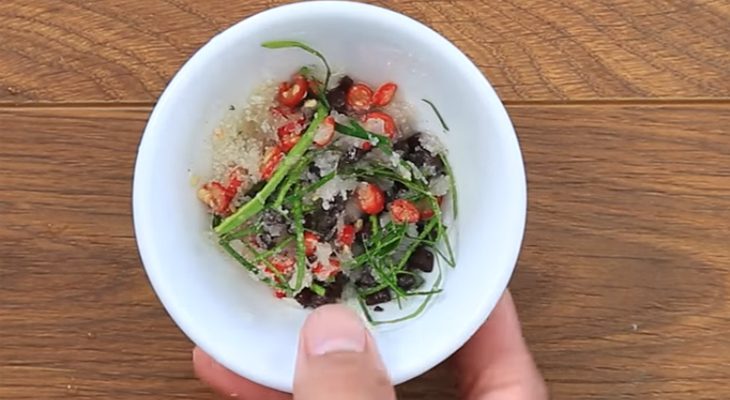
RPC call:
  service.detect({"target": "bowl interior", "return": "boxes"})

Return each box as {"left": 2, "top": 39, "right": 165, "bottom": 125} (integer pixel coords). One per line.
{"left": 134, "top": 1, "right": 525, "bottom": 392}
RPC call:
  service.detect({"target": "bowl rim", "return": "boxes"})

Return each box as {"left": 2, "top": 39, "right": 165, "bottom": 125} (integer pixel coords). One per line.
{"left": 133, "top": 0, "right": 526, "bottom": 392}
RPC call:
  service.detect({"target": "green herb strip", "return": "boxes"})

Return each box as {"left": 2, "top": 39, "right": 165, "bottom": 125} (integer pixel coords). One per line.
{"left": 220, "top": 224, "right": 259, "bottom": 242}
{"left": 362, "top": 240, "right": 407, "bottom": 299}
{"left": 404, "top": 234, "right": 455, "bottom": 268}
{"left": 241, "top": 241, "right": 292, "bottom": 293}
{"left": 282, "top": 170, "right": 336, "bottom": 205}
{"left": 369, "top": 264, "right": 443, "bottom": 326}
{"left": 252, "top": 237, "right": 294, "bottom": 263}
{"left": 440, "top": 153, "right": 458, "bottom": 217}
{"left": 351, "top": 224, "right": 406, "bottom": 267}
{"left": 369, "top": 215, "right": 380, "bottom": 237}
{"left": 262, "top": 40, "right": 332, "bottom": 96}
{"left": 350, "top": 167, "right": 431, "bottom": 197}
{"left": 291, "top": 196, "right": 307, "bottom": 292}
{"left": 219, "top": 240, "right": 280, "bottom": 289}
{"left": 395, "top": 218, "right": 438, "bottom": 272}
{"left": 334, "top": 121, "right": 393, "bottom": 155}
{"left": 422, "top": 99, "right": 450, "bottom": 132}
{"left": 428, "top": 196, "right": 456, "bottom": 267}
{"left": 311, "top": 283, "right": 326, "bottom": 297}
{"left": 274, "top": 155, "right": 310, "bottom": 209}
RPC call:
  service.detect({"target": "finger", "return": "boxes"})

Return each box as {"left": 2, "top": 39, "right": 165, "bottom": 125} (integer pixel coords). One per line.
{"left": 193, "top": 347, "right": 291, "bottom": 400}
{"left": 457, "top": 290, "right": 528, "bottom": 367}
{"left": 453, "top": 290, "right": 548, "bottom": 400}
{"left": 293, "top": 304, "right": 396, "bottom": 400}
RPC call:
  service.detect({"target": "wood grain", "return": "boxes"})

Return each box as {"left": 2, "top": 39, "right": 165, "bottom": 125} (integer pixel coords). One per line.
{"left": 1, "top": 0, "right": 729, "bottom": 103}
{"left": 1, "top": 104, "right": 728, "bottom": 399}
{"left": 512, "top": 104, "right": 730, "bottom": 399}
{"left": 2, "top": 0, "right": 729, "bottom": 398}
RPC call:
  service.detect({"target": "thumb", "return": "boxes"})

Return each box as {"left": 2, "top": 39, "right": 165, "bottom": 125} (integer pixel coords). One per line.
{"left": 293, "top": 305, "right": 396, "bottom": 400}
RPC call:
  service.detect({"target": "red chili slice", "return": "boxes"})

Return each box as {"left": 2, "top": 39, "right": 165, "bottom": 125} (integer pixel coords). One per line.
{"left": 225, "top": 167, "right": 246, "bottom": 198}
{"left": 338, "top": 224, "right": 356, "bottom": 247}
{"left": 279, "top": 132, "right": 300, "bottom": 153}
{"left": 277, "top": 119, "right": 303, "bottom": 138}
{"left": 417, "top": 196, "right": 443, "bottom": 220}
{"left": 260, "top": 146, "right": 284, "bottom": 180}
{"left": 390, "top": 199, "right": 421, "bottom": 224}
{"left": 270, "top": 105, "right": 297, "bottom": 121}
{"left": 313, "top": 116, "right": 336, "bottom": 147}
{"left": 372, "top": 82, "right": 398, "bottom": 107}
{"left": 270, "top": 254, "right": 295, "bottom": 274}
{"left": 303, "top": 231, "right": 319, "bottom": 257}
{"left": 277, "top": 122, "right": 303, "bottom": 152}
{"left": 311, "top": 263, "right": 323, "bottom": 275}
{"left": 346, "top": 83, "right": 374, "bottom": 113}
{"left": 277, "top": 75, "right": 309, "bottom": 107}
{"left": 356, "top": 182, "right": 385, "bottom": 215}
{"left": 274, "top": 289, "right": 287, "bottom": 299}
{"left": 313, "top": 258, "right": 341, "bottom": 280}
{"left": 363, "top": 111, "right": 396, "bottom": 139}
{"left": 198, "top": 181, "right": 231, "bottom": 214}
{"left": 420, "top": 209, "right": 434, "bottom": 220}
{"left": 275, "top": 111, "right": 306, "bottom": 152}
{"left": 420, "top": 202, "right": 436, "bottom": 220}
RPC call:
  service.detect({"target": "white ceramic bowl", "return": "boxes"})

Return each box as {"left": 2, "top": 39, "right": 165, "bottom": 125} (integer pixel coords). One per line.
{"left": 133, "top": 1, "right": 525, "bottom": 392}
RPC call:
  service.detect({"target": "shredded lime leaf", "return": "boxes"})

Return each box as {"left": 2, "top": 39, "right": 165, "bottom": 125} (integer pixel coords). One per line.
{"left": 422, "top": 99, "right": 450, "bottom": 132}
{"left": 262, "top": 40, "right": 332, "bottom": 91}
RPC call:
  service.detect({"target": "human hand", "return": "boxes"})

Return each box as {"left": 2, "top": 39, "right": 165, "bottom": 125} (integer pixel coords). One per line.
{"left": 193, "top": 304, "right": 395, "bottom": 400}
{"left": 193, "top": 290, "right": 547, "bottom": 399}
{"left": 451, "top": 290, "right": 548, "bottom": 399}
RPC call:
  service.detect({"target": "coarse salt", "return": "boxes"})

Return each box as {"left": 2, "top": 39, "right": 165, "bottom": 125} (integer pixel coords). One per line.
{"left": 419, "top": 133, "right": 446, "bottom": 155}
{"left": 430, "top": 175, "right": 450, "bottom": 196}
{"left": 313, "top": 176, "right": 357, "bottom": 210}
{"left": 314, "top": 151, "right": 340, "bottom": 176}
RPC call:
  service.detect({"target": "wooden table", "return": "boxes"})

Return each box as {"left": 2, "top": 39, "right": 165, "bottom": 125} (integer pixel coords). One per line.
{"left": 2, "top": 1, "right": 729, "bottom": 398}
